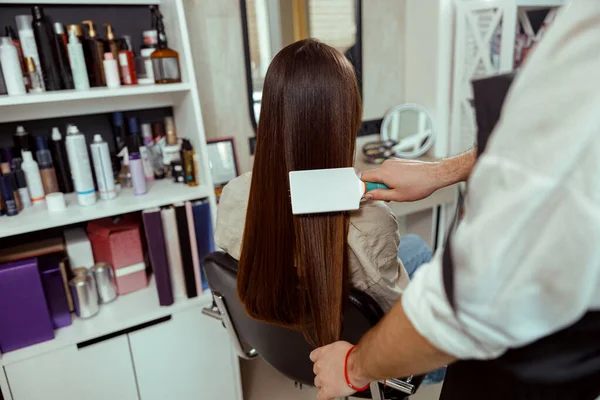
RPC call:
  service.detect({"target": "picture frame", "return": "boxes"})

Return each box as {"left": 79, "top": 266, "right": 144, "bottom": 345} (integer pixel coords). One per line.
{"left": 206, "top": 137, "right": 240, "bottom": 190}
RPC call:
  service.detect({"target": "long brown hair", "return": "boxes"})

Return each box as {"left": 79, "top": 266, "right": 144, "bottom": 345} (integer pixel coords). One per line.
{"left": 237, "top": 39, "right": 362, "bottom": 346}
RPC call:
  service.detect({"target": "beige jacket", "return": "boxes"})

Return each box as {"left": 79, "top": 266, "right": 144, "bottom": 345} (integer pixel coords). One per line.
{"left": 214, "top": 172, "right": 408, "bottom": 311}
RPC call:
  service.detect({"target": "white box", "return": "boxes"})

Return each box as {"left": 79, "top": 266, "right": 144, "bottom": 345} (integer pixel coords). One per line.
{"left": 63, "top": 227, "right": 95, "bottom": 270}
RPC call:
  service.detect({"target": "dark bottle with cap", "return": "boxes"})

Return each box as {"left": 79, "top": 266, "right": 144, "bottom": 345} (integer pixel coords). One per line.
{"left": 13, "top": 125, "right": 33, "bottom": 155}
{"left": 36, "top": 135, "right": 60, "bottom": 194}
{"left": 181, "top": 139, "right": 198, "bottom": 187}
{"left": 31, "top": 6, "right": 63, "bottom": 91}
{"left": 7, "top": 172, "right": 22, "bottom": 211}
{"left": 50, "top": 127, "right": 74, "bottom": 193}
{"left": 13, "top": 165, "right": 32, "bottom": 208}
{"left": 81, "top": 20, "right": 106, "bottom": 87}
{"left": 0, "top": 175, "right": 19, "bottom": 216}
{"left": 112, "top": 112, "right": 127, "bottom": 153}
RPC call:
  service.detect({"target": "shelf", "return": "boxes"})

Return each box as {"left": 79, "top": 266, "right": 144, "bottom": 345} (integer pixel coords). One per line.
{"left": 0, "top": 277, "right": 213, "bottom": 367}
{"left": 0, "top": 180, "right": 211, "bottom": 238}
{"left": 516, "top": 0, "right": 565, "bottom": 8}
{"left": 0, "top": 83, "right": 191, "bottom": 123}
{"left": 0, "top": 0, "right": 161, "bottom": 4}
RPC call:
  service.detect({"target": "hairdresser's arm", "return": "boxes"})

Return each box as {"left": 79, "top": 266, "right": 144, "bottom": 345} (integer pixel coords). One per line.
{"left": 361, "top": 148, "right": 476, "bottom": 202}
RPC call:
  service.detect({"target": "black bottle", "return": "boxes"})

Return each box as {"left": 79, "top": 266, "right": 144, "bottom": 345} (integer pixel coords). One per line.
{"left": 53, "top": 23, "right": 74, "bottom": 89}
{"left": 50, "top": 127, "right": 74, "bottom": 193}
{"left": 31, "top": 6, "right": 62, "bottom": 91}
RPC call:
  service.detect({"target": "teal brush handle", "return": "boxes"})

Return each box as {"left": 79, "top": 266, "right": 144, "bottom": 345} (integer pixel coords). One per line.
{"left": 365, "top": 182, "right": 390, "bottom": 192}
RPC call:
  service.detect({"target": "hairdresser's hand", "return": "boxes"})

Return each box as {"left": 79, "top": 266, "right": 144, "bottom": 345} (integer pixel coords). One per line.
{"left": 361, "top": 158, "right": 443, "bottom": 202}
{"left": 310, "top": 341, "right": 366, "bottom": 400}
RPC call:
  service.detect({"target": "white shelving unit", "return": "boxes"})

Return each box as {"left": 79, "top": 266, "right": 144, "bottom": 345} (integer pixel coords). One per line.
{"left": 0, "top": 1, "right": 241, "bottom": 400}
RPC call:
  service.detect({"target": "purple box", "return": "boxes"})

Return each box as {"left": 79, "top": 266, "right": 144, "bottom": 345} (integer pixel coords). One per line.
{"left": 0, "top": 258, "right": 55, "bottom": 353}
{"left": 39, "top": 255, "right": 72, "bottom": 329}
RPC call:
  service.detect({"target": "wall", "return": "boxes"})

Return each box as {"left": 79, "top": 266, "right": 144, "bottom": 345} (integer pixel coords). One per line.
{"left": 184, "top": 0, "right": 408, "bottom": 173}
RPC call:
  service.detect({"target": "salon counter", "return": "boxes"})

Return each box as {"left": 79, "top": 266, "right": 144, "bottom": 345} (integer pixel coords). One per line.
{"left": 355, "top": 135, "right": 457, "bottom": 218}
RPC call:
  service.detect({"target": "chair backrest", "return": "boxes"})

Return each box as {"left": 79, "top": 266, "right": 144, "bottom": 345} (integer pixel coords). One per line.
{"left": 203, "top": 251, "right": 385, "bottom": 387}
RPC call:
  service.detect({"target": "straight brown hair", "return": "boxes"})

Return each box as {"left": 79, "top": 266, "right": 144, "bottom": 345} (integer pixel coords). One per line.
{"left": 237, "top": 39, "right": 362, "bottom": 346}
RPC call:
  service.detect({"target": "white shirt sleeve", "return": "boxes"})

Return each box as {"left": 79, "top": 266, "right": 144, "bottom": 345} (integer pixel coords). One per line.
{"left": 402, "top": 0, "right": 600, "bottom": 360}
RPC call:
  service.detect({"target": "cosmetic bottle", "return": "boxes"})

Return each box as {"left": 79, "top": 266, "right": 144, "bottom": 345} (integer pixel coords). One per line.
{"left": 31, "top": 6, "right": 62, "bottom": 91}
{"left": 110, "top": 112, "right": 127, "bottom": 153}
{"left": 25, "top": 56, "right": 44, "bottom": 93}
{"left": 141, "top": 123, "right": 153, "bottom": 146}
{"left": 21, "top": 150, "right": 45, "bottom": 204}
{"left": 151, "top": 8, "right": 181, "bottom": 84}
{"left": 8, "top": 173, "right": 23, "bottom": 211}
{"left": 138, "top": 30, "right": 157, "bottom": 85}
{"left": 181, "top": 139, "right": 198, "bottom": 187}
{"left": 119, "top": 35, "right": 137, "bottom": 85}
{"left": 67, "top": 29, "right": 90, "bottom": 91}
{"left": 51, "top": 127, "right": 74, "bottom": 193}
{"left": 103, "top": 52, "right": 121, "bottom": 88}
{"left": 14, "top": 125, "right": 33, "bottom": 154}
{"left": 1, "top": 175, "right": 19, "bottom": 216}
{"left": 139, "top": 144, "right": 155, "bottom": 182}
{"left": 65, "top": 125, "right": 96, "bottom": 206}
{"left": 52, "top": 23, "right": 74, "bottom": 90}
{"left": 35, "top": 136, "right": 60, "bottom": 194}
{"left": 104, "top": 24, "right": 122, "bottom": 80}
{"left": 128, "top": 137, "right": 147, "bottom": 196}
{"left": 13, "top": 163, "right": 31, "bottom": 208}
{"left": 0, "top": 149, "right": 11, "bottom": 174}
{"left": 5, "top": 26, "right": 26, "bottom": 77}
{"left": 118, "top": 146, "right": 132, "bottom": 188}
{"left": 172, "top": 161, "right": 185, "bottom": 183}
{"left": 128, "top": 117, "right": 141, "bottom": 136}
{"left": 15, "top": 15, "right": 43, "bottom": 90}
{"left": 165, "top": 116, "right": 178, "bottom": 145}
{"left": 90, "top": 134, "right": 116, "bottom": 200}
{"left": 0, "top": 37, "right": 26, "bottom": 95}
{"left": 82, "top": 20, "right": 106, "bottom": 87}
{"left": 54, "top": 23, "right": 68, "bottom": 54}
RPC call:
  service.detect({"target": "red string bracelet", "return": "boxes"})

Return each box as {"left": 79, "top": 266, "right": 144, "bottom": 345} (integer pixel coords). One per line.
{"left": 344, "top": 345, "right": 371, "bottom": 392}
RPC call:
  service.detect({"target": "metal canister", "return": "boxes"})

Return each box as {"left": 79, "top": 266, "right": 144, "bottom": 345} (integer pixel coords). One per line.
{"left": 91, "top": 262, "right": 118, "bottom": 304}
{"left": 69, "top": 274, "right": 99, "bottom": 319}
{"left": 72, "top": 267, "right": 91, "bottom": 277}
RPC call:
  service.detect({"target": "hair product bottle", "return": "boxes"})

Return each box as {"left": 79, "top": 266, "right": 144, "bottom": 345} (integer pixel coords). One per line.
{"left": 150, "top": 7, "right": 181, "bottom": 84}
{"left": 139, "top": 144, "right": 155, "bottom": 182}
{"left": 52, "top": 22, "right": 74, "bottom": 90}
{"left": 103, "top": 52, "right": 120, "bottom": 88}
{"left": 127, "top": 136, "right": 147, "bottom": 196}
{"left": 103, "top": 24, "right": 122, "bottom": 81}
{"left": 13, "top": 125, "right": 33, "bottom": 155}
{"left": 35, "top": 135, "right": 60, "bottom": 194}
{"left": 31, "top": 6, "right": 62, "bottom": 91}
{"left": 181, "top": 139, "right": 198, "bottom": 187}
{"left": 65, "top": 125, "right": 97, "bottom": 206}
{"left": 5, "top": 26, "right": 26, "bottom": 76}
{"left": 0, "top": 64, "right": 7, "bottom": 95}
{"left": 21, "top": 150, "right": 45, "bottom": 204}
{"left": 119, "top": 35, "right": 137, "bottom": 85}
{"left": 50, "top": 127, "right": 73, "bottom": 193}
{"left": 90, "top": 134, "right": 117, "bottom": 200}
{"left": 82, "top": 20, "right": 105, "bottom": 87}
{"left": 54, "top": 23, "right": 68, "bottom": 54}
{"left": 118, "top": 147, "right": 132, "bottom": 189}
{"left": 8, "top": 173, "right": 23, "bottom": 211}
{"left": 0, "top": 149, "right": 11, "bottom": 174}
{"left": 0, "top": 37, "right": 26, "bottom": 95}
{"left": 15, "top": 15, "right": 44, "bottom": 90}
{"left": 165, "top": 116, "right": 178, "bottom": 145}
{"left": 141, "top": 123, "right": 153, "bottom": 146}
{"left": 14, "top": 167, "right": 31, "bottom": 208}
{"left": 0, "top": 175, "right": 19, "bottom": 216}
{"left": 139, "top": 30, "right": 157, "bottom": 84}
{"left": 67, "top": 29, "right": 89, "bottom": 91}
{"left": 25, "top": 56, "right": 43, "bottom": 92}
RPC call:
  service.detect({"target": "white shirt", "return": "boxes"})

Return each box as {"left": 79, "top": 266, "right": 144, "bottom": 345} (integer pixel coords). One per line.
{"left": 402, "top": 0, "right": 600, "bottom": 360}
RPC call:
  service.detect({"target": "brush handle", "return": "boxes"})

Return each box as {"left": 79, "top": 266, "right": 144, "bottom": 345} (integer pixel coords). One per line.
{"left": 365, "top": 182, "right": 390, "bottom": 192}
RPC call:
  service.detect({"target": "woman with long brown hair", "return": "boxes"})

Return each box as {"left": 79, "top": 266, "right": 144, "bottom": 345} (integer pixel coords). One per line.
{"left": 215, "top": 39, "right": 408, "bottom": 347}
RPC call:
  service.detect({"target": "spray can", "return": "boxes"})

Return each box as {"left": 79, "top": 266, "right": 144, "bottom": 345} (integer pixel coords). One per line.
{"left": 90, "top": 134, "right": 116, "bottom": 200}
{"left": 65, "top": 125, "right": 96, "bottom": 206}
{"left": 127, "top": 135, "right": 147, "bottom": 196}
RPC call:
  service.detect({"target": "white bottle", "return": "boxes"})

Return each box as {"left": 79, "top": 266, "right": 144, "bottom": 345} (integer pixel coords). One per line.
{"left": 65, "top": 125, "right": 97, "bottom": 206}
{"left": 103, "top": 52, "right": 121, "bottom": 89}
{"left": 139, "top": 145, "right": 155, "bottom": 181}
{"left": 0, "top": 37, "right": 26, "bottom": 95}
{"left": 90, "top": 134, "right": 117, "bottom": 200}
{"left": 15, "top": 15, "right": 44, "bottom": 90}
{"left": 67, "top": 30, "right": 90, "bottom": 91}
{"left": 21, "top": 150, "right": 45, "bottom": 204}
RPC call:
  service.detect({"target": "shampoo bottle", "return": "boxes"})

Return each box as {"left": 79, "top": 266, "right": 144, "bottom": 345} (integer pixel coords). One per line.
{"left": 103, "top": 52, "right": 120, "bottom": 88}
{"left": 15, "top": 15, "right": 43, "bottom": 90}
{"left": 65, "top": 125, "right": 96, "bottom": 206}
{"left": 67, "top": 29, "right": 90, "bottom": 90}
{"left": 5, "top": 25, "right": 26, "bottom": 77}
{"left": 82, "top": 20, "right": 105, "bottom": 87}
{"left": 0, "top": 37, "right": 26, "bottom": 95}
{"left": 35, "top": 135, "right": 60, "bottom": 194}
{"left": 31, "top": 6, "right": 62, "bottom": 91}
{"left": 90, "top": 134, "right": 116, "bottom": 200}
{"left": 104, "top": 24, "right": 122, "bottom": 81}
{"left": 119, "top": 35, "right": 137, "bottom": 85}
{"left": 51, "top": 127, "right": 74, "bottom": 193}
{"left": 21, "top": 150, "right": 45, "bottom": 204}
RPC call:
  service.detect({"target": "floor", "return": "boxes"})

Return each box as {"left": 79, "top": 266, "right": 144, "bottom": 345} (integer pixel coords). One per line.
{"left": 242, "top": 358, "right": 443, "bottom": 400}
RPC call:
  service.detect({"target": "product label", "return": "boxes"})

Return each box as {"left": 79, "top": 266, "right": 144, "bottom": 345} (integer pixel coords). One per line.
{"left": 151, "top": 58, "right": 180, "bottom": 82}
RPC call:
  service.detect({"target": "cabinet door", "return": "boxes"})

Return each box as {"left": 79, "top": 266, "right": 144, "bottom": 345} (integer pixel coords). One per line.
{"left": 129, "top": 306, "right": 241, "bottom": 400}
{"left": 5, "top": 335, "right": 138, "bottom": 400}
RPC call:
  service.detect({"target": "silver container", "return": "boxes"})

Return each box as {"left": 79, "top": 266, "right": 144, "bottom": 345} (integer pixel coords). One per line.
{"left": 72, "top": 267, "right": 91, "bottom": 277}
{"left": 69, "top": 274, "right": 99, "bottom": 319}
{"left": 91, "top": 262, "right": 118, "bottom": 304}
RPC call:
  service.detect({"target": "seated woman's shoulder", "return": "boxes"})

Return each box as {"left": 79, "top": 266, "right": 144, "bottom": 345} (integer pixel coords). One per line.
{"left": 350, "top": 200, "right": 398, "bottom": 234}
{"left": 219, "top": 172, "right": 252, "bottom": 207}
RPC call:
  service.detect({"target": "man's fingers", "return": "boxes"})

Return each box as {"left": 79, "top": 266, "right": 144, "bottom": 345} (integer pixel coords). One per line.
{"left": 316, "top": 389, "right": 332, "bottom": 400}
{"left": 313, "top": 361, "right": 320, "bottom": 375}
{"left": 361, "top": 168, "right": 383, "bottom": 183}
{"left": 314, "top": 376, "right": 321, "bottom": 388}
{"left": 366, "top": 188, "right": 400, "bottom": 202}
{"left": 309, "top": 348, "right": 321, "bottom": 362}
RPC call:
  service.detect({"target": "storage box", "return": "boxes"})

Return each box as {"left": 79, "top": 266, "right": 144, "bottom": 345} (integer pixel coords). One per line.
{"left": 39, "top": 254, "right": 72, "bottom": 329}
{"left": 87, "top": 216, "right": 147, "bottom": 295}
{"left": 0, "top": 258, "right": 55, "bottom": 353}
{"left": 64, "top": 227, "right": 95, "bottom": 270}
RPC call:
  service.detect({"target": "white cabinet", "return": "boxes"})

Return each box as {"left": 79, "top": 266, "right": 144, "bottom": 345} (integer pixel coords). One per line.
{"left": 5, "top": 336, "right": 138, "bottom": 400}
{"left": 129, "top": 306, "right": 240, "bottom": 400}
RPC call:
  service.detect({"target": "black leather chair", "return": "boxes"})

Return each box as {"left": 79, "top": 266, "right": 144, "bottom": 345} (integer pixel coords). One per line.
{"left": 202, "top": 251, "right": 424, "bottom": 400}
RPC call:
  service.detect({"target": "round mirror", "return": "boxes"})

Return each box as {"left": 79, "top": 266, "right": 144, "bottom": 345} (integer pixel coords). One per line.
{"left": 380, "top": 104, "right": 436, "bottom": 158}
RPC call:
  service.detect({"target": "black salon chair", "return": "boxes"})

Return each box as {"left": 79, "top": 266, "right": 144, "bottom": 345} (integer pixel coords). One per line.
{"left": 202, "top": 251, "right": 424, "bottom": 400}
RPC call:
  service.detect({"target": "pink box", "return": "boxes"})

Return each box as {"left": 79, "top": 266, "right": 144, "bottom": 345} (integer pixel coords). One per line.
{"left": 87, "top": 216, "right": 148, "bottom": 295}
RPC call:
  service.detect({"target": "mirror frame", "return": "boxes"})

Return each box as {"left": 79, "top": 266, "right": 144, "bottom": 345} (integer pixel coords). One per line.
{"left": 239, "top": 0, "right": 363, "bottom": 134}
{"left": 380, "top": 103, "right": 437, "bottom": 159}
